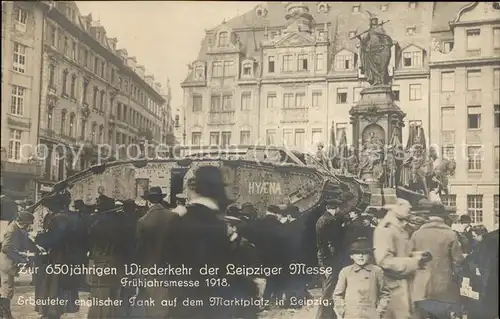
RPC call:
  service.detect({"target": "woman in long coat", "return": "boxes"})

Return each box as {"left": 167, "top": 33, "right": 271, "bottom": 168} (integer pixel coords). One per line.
{"left": 169, "top": 166, "right": 233, "bottom": 319}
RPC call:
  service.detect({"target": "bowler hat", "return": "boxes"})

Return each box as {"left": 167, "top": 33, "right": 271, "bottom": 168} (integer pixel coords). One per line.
{"left": 142, "top": 186, "right": 167, "bottom": 199}
{"left": 349, "top": 237, "right": 373, "bottom": 254}
{"left": 241, "top": 202, "right": 255, "bottom": 210}
{"left": 17, "top": 210, "right": 34, "bottom": 224}
{"left": 122, "top": 199, "right": 137, "bottom": 208}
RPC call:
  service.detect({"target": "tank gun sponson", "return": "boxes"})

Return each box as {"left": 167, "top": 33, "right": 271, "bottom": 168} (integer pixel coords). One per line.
{"left": 32, "top": 146, "right": 370, "bottom": 216}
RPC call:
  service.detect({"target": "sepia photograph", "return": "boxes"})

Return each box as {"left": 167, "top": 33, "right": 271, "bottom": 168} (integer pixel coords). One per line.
{"left": 0, "top": 1, "right": 499, "bottom": 318}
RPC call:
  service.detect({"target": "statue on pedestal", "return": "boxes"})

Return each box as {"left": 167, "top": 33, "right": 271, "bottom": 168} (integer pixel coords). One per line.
{"left": 358, "top": 132, "right": 384, "bottom": 181}
{"left": 354, "top": 14, "right": 393, "bottom": 86}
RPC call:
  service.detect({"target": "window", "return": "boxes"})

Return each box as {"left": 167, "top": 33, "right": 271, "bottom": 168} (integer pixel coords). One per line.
{"left": 441, "top": 107, "right": 455, "bottom": 131}
{"left": 295, "top": 129, "right": 305, "bottom": 149}
{"left": 116, "top": 132, "right": 121, "bottom": 145}
{"left": 268, "top": 56, "right": 275, "bottom": 73}
{"left": 283, "top": 93, "right": 294, "bottom": 108}
{"left": 94, "top": 57, "right": 99, "bottom": 74}
{"left": 316, "top": 53, "right": 323, "bottom": 71}
{"left": 402, "top": 51, "right": 422, "bottom": 67}
{"left": 335, "top": 55, "right": 354, "bottom": 70}
{"left": 337, "top": 88, "right": 348, "bottom": 104}
{"left": 71, "top": 41, "right": 77, "bottom": 60}
{"left": 69, "top": 113, "right": 75, "bottom": 137}
{"left": 220, "top": 61, "right": 234, "bottom": 77}
{"left": 211, "top": 96, "right": 221, "bottom": 111}
{"left": 440, "top": 71, "right": 455, "bottom": 92}
{"left": 409, "top": 84, "right": 421, "bottom": 100}
{"left": 466, "top": 29, "right": 481, "bottom": 53}
{"left": 209, "top": 132, "right": 220, "bottom": 145}
{"left": 494, "top": 69, "right": 499, "bottom": 90}
{"left": 93, "top": 87, "right": 98, "bottom": 108}
{"left": 392, "top": 85, "right": 400, "bottom": 101}
{"left": 48, "top": 64, "right": 55, "bottom": 88}
{"left": 99, "top": 125, "right": 104, "bottom": 143}
{"left": 467, "top": 106, "right": 481, "bottom": 129}
{"left": 494, "top": 105, "right": 500, "bottom": 128}
{"left": 242, "top": 63, "right": 252, "bottom": 76}
{"left": 443, "top": 41, "right": 454, "bottom": 53}
{"left": 266, "top": 129, "right": 276, "bottom": 146}
{"left": 353, "top": 87, "right": 363, "bottom": 103}
{"left": 13, "top": 43, "right": 27, "bottom": 73}
{"left": 15, "top": 7, "right": 28, "bottom": 25}
{"left": 240, "top": 130, "right": 250, "bottom": 145}
{"left": 267, "top": 93, "right": 276, "bottom": 108}
{"left": 441, "top": 194, "right": 457, "bottom": 208}
{"left": 47, "top": 109, "right": 53, "bottom": 130}
{"left": 10, "top": 85, "right": 25, "bottom": 115}
{"left": 241, "top": 92, "right": 251, "bottom": 110}
{"left": 218, "top": 31, "right": 229, "bottom": 47}
{"left": 380, "top": 4, "right": 389, "bottom": 11}
{"left": 194, "top": 66, "right": 204, "bottom": 79}
{"left": 298, "top": 54, "right": 308, "bottom": 71}
{"left": 312, "top": 92, "right": 322, "bottom": 108}
{"left": 8, "top": 129, "right": 22, "bottom": 160}
{"left": 467, "top": 70, "right": 481, "bottom": 90}
{"left": 352, "top": 5, "right": 360, "bottom": 12}
{"left": 467, "top": 195, "right": 483, "bottom": 223}
{"left": 283, "top": 55, "right": 293, "bottom": 72}
{"left": 495, "top": 146, "right": 499, "bottom": 171}
{"left": 60, "top": 110, "right": 66, "bottom": 135}
{"left": 48, "top": 24, "right": 56, "bottom": 46}
{"left": 212, "top": 61, "right": 223, "bottom": 77}
{"left": 191, "top": 132, "right": 201, "bottom": 146}
{"left": 82, "top": 81, "right": 88, "bottom": 104}
{"left": 295, "top": 93, "right": 306, "bottom": 108}
{"left": 467, "top": 146, "right": 482, "bottom": 170}
{"left": 222, "top": 95, "right": 232, "bottom": 110}
{"left": 100, "top": 91, "right": 105, "bottom": 111}
{"left": 63, "top": 36, "right": 69, "bottom": 55}
{"left": 494, "top": 28, "right": 500, "bottom": 49}
{"left": 61, "top": 70, "right": 68, "bottom": 95}
{"left": 192, "top": 95, "right": 202, "bottom": 112}
{"left": 495, "top": 195, "right": 499, "bottom": 226}
{"left": 441, "top": 145, "right": 455, "bottom": 161}
{"left": 70, "top": 75, "right": 76, "bottom": 98}
{"left": 91, "top": 123, "right": 97, "bottom": 143}
{"left": 406, "top": 27, "right": 416, "bottom": 36}
{"left": 283, "top": 129, "right": 294, "bottom": 146}
{"left": 221, "top": 132, "right": 231, "bottom": 146}
{"left": 312, "top": 129, "right": 322, "bottom": 145}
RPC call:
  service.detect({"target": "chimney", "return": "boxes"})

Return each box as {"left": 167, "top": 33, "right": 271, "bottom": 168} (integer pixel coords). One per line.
{"left": 145, "top": 74, "right": 154, "bottom": 86}
{"left": 126, "top": 56, "right": 137, "bottom": 70}
{"left": 136, "top": 65, "right": 145, "bottom": 78}
{"left": 108, "top": 37, "right": 118, "bottom": 50}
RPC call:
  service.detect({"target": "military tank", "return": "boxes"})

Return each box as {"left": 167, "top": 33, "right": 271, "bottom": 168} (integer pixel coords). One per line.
{"left": 31, "top": 145, "right": 370, "bottom": 216}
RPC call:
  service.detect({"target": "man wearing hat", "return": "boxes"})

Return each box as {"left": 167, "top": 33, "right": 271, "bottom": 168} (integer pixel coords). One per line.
{"left": 172, "top": 193, "right": 188, "bottom": 216}
{"left": 373, "top": 198, "right": 431, "bottom": 319}
{"left": 136, "top": 186, "right": 179, "bottom": 318}
{"left": 0, "top": 210, "right": 35, "bottom": 318}
{"left": 409, "top": 200, "right": 464, "bottom": 319}
{"left": 315, "top": 195, "right": 346, "bottom": 319}
{"left": 333, "top": 237, "right": 391, "bottom": 319}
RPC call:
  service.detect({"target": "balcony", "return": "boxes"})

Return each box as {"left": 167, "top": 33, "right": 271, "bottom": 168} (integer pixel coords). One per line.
{"left": 1, "top": 160, "right": 43, "bottom": 177}
{"left": 281, "top": 108, "right": 309, "bottom": 123}
{"left": 208, "top": 111, "right": 235, "bottom": 126}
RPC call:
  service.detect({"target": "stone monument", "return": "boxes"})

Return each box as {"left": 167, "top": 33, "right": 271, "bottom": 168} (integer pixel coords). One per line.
{"left": 349, "top": 15, "right": 405, "bottom": 207}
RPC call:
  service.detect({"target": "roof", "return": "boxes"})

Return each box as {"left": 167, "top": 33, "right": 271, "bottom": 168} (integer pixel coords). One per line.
{"left": 431, "top": 2, "right": 473, "bottom": 32}
{"left": 186, "top": 2, "right": 453, "bottom": 83}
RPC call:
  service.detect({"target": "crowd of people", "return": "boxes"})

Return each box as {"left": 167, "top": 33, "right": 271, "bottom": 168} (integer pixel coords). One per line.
{"left": 0, "top": 165, "right": 498, "bottom": 319}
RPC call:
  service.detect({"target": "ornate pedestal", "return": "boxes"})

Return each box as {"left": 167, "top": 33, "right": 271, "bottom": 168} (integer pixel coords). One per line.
{"left": 366, "top": 181, "right": 397, "bottom": 207}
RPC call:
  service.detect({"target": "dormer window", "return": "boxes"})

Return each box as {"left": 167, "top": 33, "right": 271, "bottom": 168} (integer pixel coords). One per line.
{"left": 218, "top": 31, "right": 229, "bottom": 47}
{"left": 318, "top": 30, "right": 326, "bottom": 39}
{"left": 443, "top": 41, "right": 454, "bottom": 53}
{"left": 335, "top": 54, "right": 355, "bottom": 70}
{"left": 298, "top": 54, "right": 308, "bottom": 71}
{"left": 352, "top": 5, "right": 360, "bottom": 12}
{"left": 402, "top": 50, "right": 422, "bottom": 68}
{"left": 15, "top": 7, "right": 28, "bottom": 25}
{"left": 194, "top": 66, "right": 204, "bottom": 80}
{"left": 409, "top": 2, "right": 417, "bottom": 9}
{"left": 242, "top": 63, "right": 252, "bottom": 76}
{"left": 380, "top": 4, "right": 389, "bottom": 11}
{"left": 406, "top": 27, "right": 416, "bottom": 36}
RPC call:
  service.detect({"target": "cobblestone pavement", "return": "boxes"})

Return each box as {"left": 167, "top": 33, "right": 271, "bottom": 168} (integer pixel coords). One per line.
{"left": 11, "top": 274, "right": 321, "bottom": 319}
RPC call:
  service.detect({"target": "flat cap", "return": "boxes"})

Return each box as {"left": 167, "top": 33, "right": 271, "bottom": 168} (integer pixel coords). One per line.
{"left": 17, "top": 210, "right": 34, "bottom": 223}
{"left": 176, "top": 193, "right": 187, "bottom": 200}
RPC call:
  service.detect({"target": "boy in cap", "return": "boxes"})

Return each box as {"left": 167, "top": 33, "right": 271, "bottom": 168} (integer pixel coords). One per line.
{"left": 333, "top": 237, "right": 391, "bottom": 319}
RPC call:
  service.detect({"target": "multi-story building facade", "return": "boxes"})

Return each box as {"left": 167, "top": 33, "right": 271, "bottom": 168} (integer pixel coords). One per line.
{"left": 181, "top": 2, "right": 435, "bottom": 154}
{"left": 1, "top": 1, "right": 44, "bottom": 200}
{"left": 429, "top": 2, "right": 500, "bottom": 230}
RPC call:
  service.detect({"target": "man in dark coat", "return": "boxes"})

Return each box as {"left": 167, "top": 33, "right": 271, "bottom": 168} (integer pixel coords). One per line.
{"left": 136, "top": 186, "right": 179, "bottom": 318}
{"left": 169, "top": 166, "right": 233, "bottom": 319}
{"left": 315, "top": 194, "right": 348, "bottom": 319}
